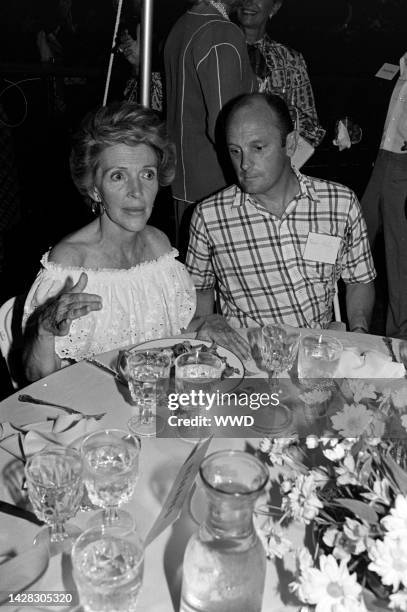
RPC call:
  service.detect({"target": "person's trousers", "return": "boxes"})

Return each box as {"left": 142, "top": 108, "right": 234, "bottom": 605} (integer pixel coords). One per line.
{"left": 361, "top": 149, "right": 407, "bottom": 338}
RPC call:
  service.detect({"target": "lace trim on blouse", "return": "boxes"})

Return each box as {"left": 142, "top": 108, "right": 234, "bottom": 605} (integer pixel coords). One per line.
{"left": 24, "top": 249, "right": 196, "bottom": 362}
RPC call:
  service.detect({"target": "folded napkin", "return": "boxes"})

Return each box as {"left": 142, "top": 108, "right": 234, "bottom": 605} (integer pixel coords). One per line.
{"left": 336, "top": 348, "right": 405, "bottom": 378}
{"left": 0, "top": 413, "right": 100, "bottom": 460}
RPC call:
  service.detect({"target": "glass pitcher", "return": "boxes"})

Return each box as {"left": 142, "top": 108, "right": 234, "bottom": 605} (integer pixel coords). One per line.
{"left": 180, "top": 450, "right": 269, "bottom": 612}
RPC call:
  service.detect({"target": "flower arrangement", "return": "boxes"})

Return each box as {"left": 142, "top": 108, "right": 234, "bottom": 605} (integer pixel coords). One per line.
{"left": 257, "top": 379, "right": 407, "bottom": 612}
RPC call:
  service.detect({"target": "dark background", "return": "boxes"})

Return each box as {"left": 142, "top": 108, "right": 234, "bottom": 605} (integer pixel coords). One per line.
{"left": 0, "top": 0, "right": 405, "bottom": 396}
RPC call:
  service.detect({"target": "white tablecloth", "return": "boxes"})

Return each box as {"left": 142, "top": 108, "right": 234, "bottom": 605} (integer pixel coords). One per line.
{"left": 0, "top": 328, "right": 399, "bottom": 611}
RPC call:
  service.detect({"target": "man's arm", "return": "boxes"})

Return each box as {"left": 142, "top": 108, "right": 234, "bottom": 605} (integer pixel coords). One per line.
{"left": 196, "top": 24, "right": 255, "bottom": 143}
{"left": 289, "top": 51, "right": 325, "bottom": 148}
{"left": 345, "top": 281, "right": 375, "bottom": 333}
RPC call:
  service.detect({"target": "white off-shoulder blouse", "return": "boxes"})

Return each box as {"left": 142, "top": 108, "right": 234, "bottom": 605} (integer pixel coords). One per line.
{"left": 23, "top": 249, "right": 196, "bottom": 362}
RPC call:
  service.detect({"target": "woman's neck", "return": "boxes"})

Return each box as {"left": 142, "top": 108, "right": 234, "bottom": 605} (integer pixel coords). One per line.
{"left": 96, "top": 219, "right": 146, "bottom": 267}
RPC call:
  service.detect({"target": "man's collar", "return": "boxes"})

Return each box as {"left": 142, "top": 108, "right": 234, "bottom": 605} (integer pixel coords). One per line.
{"left": 207, "top": 1, "right": 230, "bottom": 20}
{"left": 231, "top": 168, "right": 320, "bottom": 209}
{"left": 292, "top": 166, "right": 320, "bottom": 203}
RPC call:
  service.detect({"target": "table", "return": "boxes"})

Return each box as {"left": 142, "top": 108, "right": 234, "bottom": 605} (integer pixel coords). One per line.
{"left": 0, "top": 328, "right": 401, "bottom": 611}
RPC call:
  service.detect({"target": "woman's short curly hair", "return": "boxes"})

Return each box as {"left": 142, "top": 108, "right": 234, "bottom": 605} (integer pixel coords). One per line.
{"left": 70, "top": 102, "right": 176, "bottom": 205}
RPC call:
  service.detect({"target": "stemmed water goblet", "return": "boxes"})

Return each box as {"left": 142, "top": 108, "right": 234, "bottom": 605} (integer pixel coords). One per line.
{"left": 119, "top": 349, "right": 172, "bottom": 437}
{"left": 81, "top": 429, "right": 141, "bottom": 533}
{"left": 174, "top": 349, "right": 223, "bottom": 441}
{"left": 260, "top": 324, "right": 300, "bottom": 390}
{"left": 24, "top": 446, "right": 83, "bottom": 555}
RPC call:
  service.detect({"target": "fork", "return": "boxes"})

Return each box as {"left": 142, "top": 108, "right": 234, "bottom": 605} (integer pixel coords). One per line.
{"left": 18, "top": 394, "right": 106, "bottom": 420}
{"left": 382, "top": 337, "right": 398, "bottom": 363}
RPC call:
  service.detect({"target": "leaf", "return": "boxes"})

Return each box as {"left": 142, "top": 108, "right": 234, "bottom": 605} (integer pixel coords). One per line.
{"left": 359, "top": 456, "right": 373, "bottom": 483}
{"left": 382, "top": 452, "right": 407, "bottom": 495}
{"left": 332, "top": 498, "right": 378, "bottom": 523}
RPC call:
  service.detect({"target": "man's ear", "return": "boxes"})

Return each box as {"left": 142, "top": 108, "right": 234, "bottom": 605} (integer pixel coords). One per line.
{"left": 285, "top": 129, "right": 299, "bottom": 158}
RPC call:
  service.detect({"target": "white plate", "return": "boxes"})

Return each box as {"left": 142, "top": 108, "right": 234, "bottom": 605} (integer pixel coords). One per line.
{"left": 122, "top": 337, "right": 244, "bottom": 391}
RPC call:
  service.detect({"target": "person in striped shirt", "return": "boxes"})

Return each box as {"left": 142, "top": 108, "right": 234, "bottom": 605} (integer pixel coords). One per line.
{"left": 186, "top": 93, "right": 375, "bottom": 358}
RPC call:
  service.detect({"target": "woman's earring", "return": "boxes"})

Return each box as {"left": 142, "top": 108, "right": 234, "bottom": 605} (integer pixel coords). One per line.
{"left": 91, "top": 200, "right": 104, "bottom": 215}
{"left": 91, "top": 191, "right": 104, "bottom": 216}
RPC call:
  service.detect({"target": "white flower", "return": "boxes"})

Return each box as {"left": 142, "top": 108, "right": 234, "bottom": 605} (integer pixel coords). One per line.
{"left": 362, "top": 477, "right": 392, "bottom": 506}
{"left": 306, "top": 435, "right": 319, "bottom": 449}
{"left": 297, "top": 547, "right": 314, "bottom": 573}
{"left": 320, "top": 436, "right": 339, "bottom": 447}
{"left": 382, "top": 495, "right": 407, "bottom": 539}
{"left": 280, "top": 478, "right": 292, "bottom": 494}
{"left": 262, "top": 524, "right": 293, "bottom": 559}
{"left": 368, "top": 536, "right": 407, "bottom": 591}
{"left": 323, "top": 443, "right": 346, "bottom": 462}
{"left": 389, "top": 590, "right": 407, "bottom": 611}
{"left": 282, "top": 473, "right": 323, "bottom": 524}
{"left": 322, "top": 527, "right": 351, "bottom": 562}
{"left": 309, "top": 468, "right": 329, "bottom": 489}
{"left": 292, "top": 554, "right": 364, "bottom": 612}
{"left": 266, "top": 437, "right": 296, "bottom": 465}
{"left": 331, "top": 404, "right": 374, "bottom": 438}
{"left": 259, "top": 437, "right": 272, "bottom": 453}
{"left": 343, "top": 518, "right": 371, "bottom": 555}
{"left": 335, "top": 454, "right": 360, "bottom": 486}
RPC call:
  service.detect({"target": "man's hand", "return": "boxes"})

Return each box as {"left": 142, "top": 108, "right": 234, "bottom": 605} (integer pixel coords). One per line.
{"left": 119, "top": 27, "right": 140, "bottom": 68}
{"left": 37, "top": 272, "right": 102, "bottom": 337}
{"left": 196, "top": 314, "right": 251, "bottom": 361}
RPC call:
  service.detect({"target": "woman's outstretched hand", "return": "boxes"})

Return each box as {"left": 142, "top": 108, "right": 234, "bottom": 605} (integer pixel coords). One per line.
{"left": 37, "top": 272, "right": 103, "bottom": 337}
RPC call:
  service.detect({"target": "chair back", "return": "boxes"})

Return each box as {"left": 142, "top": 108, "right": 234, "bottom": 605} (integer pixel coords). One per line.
{"left": 0, "top": 296, "right": 24, "bottom": 389}
{"left": 333, "top": 284, "right": 341, "bottom": 322}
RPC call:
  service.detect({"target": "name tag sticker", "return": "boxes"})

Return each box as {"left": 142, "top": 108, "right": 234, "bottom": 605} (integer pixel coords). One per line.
{"left": 303, "top": 232, "right": 341, "bottom": 265}
{"left": 375, "top": 63, "right": 400, "bottom": 80}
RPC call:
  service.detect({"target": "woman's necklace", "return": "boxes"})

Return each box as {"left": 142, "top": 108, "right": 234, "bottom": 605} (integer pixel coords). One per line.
{"left": 208, "top": 1, "right": 229, "bottom": 20}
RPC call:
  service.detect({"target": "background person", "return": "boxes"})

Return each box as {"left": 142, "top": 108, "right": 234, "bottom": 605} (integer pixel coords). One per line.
{"left": 186, "top": 93, "right": 375, "bottom": 349}
{"left": 233, "top": 0, "right": 325, "bottom": 150}
{"left": 361, "top": 52, "right": 407, "bottom": 340}
{"left": 22, "top": 102, "right": 196, "bottom": 382}
{"left": 164, "top": 0, "right": 255, "bottom": 259}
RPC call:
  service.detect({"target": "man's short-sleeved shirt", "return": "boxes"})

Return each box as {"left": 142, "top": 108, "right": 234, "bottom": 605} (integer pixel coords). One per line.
{"left": 185, "top": 172, "right": 376, "bottom": 329}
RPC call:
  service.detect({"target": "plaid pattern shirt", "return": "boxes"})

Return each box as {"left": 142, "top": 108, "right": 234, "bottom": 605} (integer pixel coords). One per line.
{"left": 248, "top": 35, "right": 325, "bottom": 148}
{"left": 186, "top": 172, "right": 376, "bottom": 329}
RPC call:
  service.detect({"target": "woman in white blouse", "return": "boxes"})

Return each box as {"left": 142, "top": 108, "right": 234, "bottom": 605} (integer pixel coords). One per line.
{"left": 23, "top": 102, "right": 196, "bottom": 381}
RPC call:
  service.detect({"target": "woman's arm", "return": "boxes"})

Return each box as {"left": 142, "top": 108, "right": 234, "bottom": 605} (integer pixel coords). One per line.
{"left": 22, "top": 273, "right": 103, "bottom": 381}
{"left": 22, "top": 316, "right": 61, "bottom": 382}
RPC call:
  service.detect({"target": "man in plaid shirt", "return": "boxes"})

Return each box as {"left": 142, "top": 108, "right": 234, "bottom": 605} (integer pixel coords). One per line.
{"left": 186, "top": 93, "right": 375, "bottom": 358}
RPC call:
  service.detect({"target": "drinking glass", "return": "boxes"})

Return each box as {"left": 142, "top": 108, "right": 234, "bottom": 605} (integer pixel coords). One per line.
{"left": 261, "top": 324, "right": 300, "bottom": 389}
{"left": 24, "top": 446, "right": 83, "bottom": 555}
{"left": 72, "top": 524, "right": 144, "bottom": 612}
{"left": 123, "top": 349, "right": 172, "bottom": 437}
{"left": 81, "top": 429, "right": 141, "bottom": 533}
{"left": 174, "top": 349, "right": 223, "bottom": 441}
{"left": 298, "top": 334, "right": 343, "bottom": 387}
